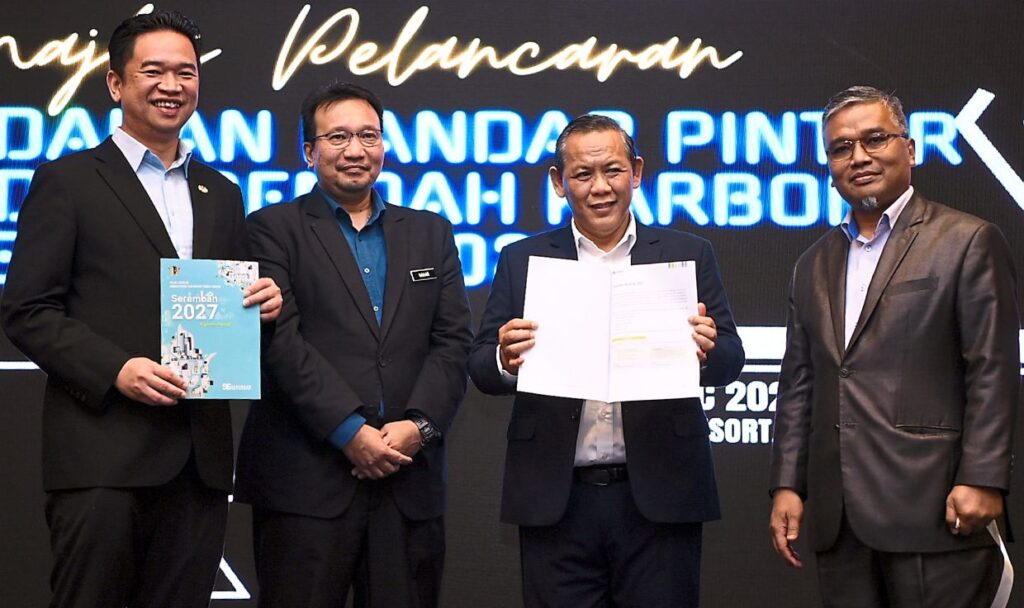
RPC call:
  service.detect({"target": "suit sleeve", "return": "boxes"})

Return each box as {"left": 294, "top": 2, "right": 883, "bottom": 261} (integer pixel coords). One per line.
{"left": 696, "top": 238, "right": 745, "bottom": 386}
{"left": 0, "top": 163, "right": 130, "bottom": 408}
{"left": 468, "top": 245, "right": 519, "bottom": 396}
{"left": 401, "top": 220, "right": 473, "bottom": 434}
{"left": 768, "top": 267, "right": 814, "bottom": 497}
{"left": 952, "top": 222, "right": 1019, "bottom": 491}
{"left": 249, "top": 209, "right": 369, "bottom": 441}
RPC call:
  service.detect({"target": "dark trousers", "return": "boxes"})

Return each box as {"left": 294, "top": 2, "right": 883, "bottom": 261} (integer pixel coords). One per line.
{"left": 817, "top": 512, "right": 1004, "bottom": 608}
{"left": 519, "top": 475, "right": 703, "bottom": 608}
{"left": 252, "top": 482, "right": 445, "bottom": 608}
{"left": 44, "top": 457, "right": 228, "bottom": 608}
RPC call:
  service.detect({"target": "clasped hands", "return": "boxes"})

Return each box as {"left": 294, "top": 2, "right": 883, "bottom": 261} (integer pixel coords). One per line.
{"left": 114, "top": 277, "right": 282, "bottom": 406}
{"left": 498, "top": 302, "right": 719, "bottom": 374}
{"left": 343, "top": 422, "right": 423, "bottom": 480}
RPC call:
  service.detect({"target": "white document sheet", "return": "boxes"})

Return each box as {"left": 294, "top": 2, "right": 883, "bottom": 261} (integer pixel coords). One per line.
{"left": 518, "top": 256, "right": 700, "bottom": 401}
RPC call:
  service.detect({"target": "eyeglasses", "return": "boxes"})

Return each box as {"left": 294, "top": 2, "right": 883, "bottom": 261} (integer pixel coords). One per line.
{"left": 826, "top": 132, "right": 907, "bottom": 162}
{"left": 310, "top": 129, "right": 382, "bottom": 149}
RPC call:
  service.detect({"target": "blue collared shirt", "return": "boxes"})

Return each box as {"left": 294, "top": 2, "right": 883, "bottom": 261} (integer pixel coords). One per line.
{"left": 322, "top": 187, "right": 389, "bottom": 448}
{"left": 840, "top": 186, "right": 914, "bottom": 347}
{"left": 111, "top": 128, "right": 194, "bottom": 259}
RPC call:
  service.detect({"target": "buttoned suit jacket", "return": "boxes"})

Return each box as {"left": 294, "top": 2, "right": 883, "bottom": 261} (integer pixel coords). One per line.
{"left": 233, "top": 188, "right": 472, "bottom": 520}
{"left": 468, "top": 224, "right": 745, "bottom": 526}
{"left": 1, "top": 137, "right": 250, "bottom": 493}
{"left": 769, "top": 193, "right": 1020, "bottom": 553}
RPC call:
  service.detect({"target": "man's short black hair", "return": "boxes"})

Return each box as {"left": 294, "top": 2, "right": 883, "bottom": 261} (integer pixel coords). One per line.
{"left": 108, "top": 11, "right": 203, "bottom": 77}
{"left": 553, "top": 114, "right": 639, "bottom": 173}
{"left": 301, "top": 82, "right": 385, "bottom": 142}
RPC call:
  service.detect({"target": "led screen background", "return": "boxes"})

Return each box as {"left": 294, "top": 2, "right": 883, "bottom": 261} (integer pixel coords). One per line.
{"left": 1, "top": 2, "right": 1022, "bottom": 605}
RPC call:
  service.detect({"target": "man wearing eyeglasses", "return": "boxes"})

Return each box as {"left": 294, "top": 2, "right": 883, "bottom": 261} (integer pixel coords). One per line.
{"left": 769, "top": 85, "right": 1018, "bottom": 606}
{"left": 233, "top": 82, "right": 472, "bottom": 608}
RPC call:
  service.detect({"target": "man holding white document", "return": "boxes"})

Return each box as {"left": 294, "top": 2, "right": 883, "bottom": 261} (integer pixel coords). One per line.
{"left": 468, "top": 114, "right": 744, "bottom": 607}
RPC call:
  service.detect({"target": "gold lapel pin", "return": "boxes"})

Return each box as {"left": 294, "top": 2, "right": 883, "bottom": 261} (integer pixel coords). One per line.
{"left": 197, "top": 184, "right": 209, "bottom": 193}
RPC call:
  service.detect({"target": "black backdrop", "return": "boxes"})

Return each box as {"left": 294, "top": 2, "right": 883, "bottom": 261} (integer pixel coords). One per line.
{"left": 2, "top": 2, "right": 1023, "bottom": 606}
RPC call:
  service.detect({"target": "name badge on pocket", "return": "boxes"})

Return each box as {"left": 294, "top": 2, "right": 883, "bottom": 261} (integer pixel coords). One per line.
{"left": 410, "top": 267, "right": 438, "bottom": 282}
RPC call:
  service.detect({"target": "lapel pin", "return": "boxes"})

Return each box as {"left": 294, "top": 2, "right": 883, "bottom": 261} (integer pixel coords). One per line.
{"left": 197, "top": 184, "right": 209, "bottom": 193}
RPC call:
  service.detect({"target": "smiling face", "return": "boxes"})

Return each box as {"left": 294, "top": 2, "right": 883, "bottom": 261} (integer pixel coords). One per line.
{"left": 824, "top": 100, "right": 915, "bottom": 213}
{"left": 303, "top": 98, "right": 384, "bottom": 207}
{"left": 550, "top": 129, "right": 643, "bottom": 251}
{"left": 106, "top": 29, "right": 198, "bottom": 149}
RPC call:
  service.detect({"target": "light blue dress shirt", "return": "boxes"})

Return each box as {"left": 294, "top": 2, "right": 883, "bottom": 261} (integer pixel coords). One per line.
{"left": 840, "top": 186, "right": 914, "bottom": 347}
{"left": 111, "top": 128, "right": 194, "bottom": 259}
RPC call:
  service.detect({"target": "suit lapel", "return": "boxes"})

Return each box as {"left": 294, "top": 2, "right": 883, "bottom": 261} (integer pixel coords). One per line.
{"left": 630, "top": 224, "right": 664, "bottom": 265}
{"left": 93, "top": 138, "right": 178, "bottom": 258}
{"left": 303, "top": 191, "right": 380, "bottom": 340}
{"left": 543, "top": 226, "right": 578, "bottom": 260}
{"left": 824, "top": 229, "right": 849, "bottom": 360}
{"left": 379, "top": 208, "right": 408, "bottom": 342}
{"left": 189, "top": 168, "right": 214, "bottom": 259}
{"left": 845, "top": 194, "right": 925, "bottom": 354}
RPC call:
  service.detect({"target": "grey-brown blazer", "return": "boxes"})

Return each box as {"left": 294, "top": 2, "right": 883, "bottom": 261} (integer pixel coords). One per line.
{"left": 770, "top": 193, "right": 1020, "bottom": 553}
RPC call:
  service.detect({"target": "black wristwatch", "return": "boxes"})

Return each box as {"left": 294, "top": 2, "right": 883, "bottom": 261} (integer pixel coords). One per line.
{"left": 409, "top": 415, "right": 440, "bottom": 446}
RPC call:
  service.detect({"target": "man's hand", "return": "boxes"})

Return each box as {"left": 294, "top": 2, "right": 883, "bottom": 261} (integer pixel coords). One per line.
{"left": 343, "top": 425, "right": 413, "bottom": 480}
{"left": 769, "top": 488, "right": 804, "bottom": 568}
{"left": 498, "top": 318, "right": 537, "bottom": 375}
{"left": 689, "top": 302, "right": 717, "bottom": 365}
{"left": 946, "top": 484, "right": 1003, "bottom": 536}
{"left": 243, "top": 277, "right": 283, "bottom": 322}
{"left": 115, "top": 357, "right": 187, "bottom": 406}
{"left": 381, "top": 420, "right": 423, "bottom": 458}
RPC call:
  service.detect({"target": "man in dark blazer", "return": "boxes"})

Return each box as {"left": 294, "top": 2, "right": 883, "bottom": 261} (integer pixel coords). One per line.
{"left": 0, "top": 12, "right": 282, "bottom": 608}
{"left": 769, "top": 86, "right": 1019, "bottom": 606}
{"left": 233, "top": 82, "right": 472, "bottom": 608}
{"left": 469, "top": 114, "right": 744, "bottom": 607}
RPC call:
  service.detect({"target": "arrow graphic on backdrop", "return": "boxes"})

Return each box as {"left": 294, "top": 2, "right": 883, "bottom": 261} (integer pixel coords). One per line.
{"left": 212, "top": 557, "right": 251, "bottom": 601}
{"left": 955, "top": 88, "right": 1024, "bottom": 211}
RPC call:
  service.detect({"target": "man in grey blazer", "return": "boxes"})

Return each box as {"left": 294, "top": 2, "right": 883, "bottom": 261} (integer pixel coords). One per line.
{"left": 769, "top": 85, "right": 1019, "bottom": 606}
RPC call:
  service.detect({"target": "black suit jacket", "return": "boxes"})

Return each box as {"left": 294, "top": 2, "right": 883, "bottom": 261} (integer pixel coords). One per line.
{"left": 770, "top": 193, "right": 1020, "bottom": 552}
{"left": 233, "top": 189, "right": 472, "bottom": 520}
{"left": 468, "top": 224, "right": 744, "bottom": 526}
{"left": 1, "top": 138, "right": 250, "bottom": 492}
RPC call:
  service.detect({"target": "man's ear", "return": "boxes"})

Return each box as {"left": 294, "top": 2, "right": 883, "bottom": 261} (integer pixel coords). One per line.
{"left": 631, "top": 156, "right": 645, "bottom": 188}
{"left": 303, "top": 142, "right": 315, "bottom": 168}
{"left": 106, "top": 70, "right": 123, "bottom": 103}
{"left": 549, "top": 165, "right": 567, "bottom": 198}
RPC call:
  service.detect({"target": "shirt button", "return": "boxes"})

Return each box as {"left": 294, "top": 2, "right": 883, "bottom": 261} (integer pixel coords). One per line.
{"left": 865, "top": 245, "right": 872, "bottom": 252}
{"left": 373, "top": 305, "right": 379, "bottom": 312}
{"left": 363, "top": 267, "right": 370, "bottom": 274}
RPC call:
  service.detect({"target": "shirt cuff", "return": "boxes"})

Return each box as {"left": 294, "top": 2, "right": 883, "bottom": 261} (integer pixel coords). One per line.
{"left": 495, "top": 345, "right": 518, "bottom": 387}
{"left": 327, "top": 412, "right": 367, "bottom": 449}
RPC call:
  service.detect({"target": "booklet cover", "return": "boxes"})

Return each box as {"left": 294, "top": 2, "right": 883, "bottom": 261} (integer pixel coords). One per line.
{"left": 160, "top": 259, "right": 261, "bottom": 399}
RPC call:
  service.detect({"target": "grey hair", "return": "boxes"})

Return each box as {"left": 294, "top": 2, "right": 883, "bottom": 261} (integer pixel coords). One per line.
{"left": 823, "top": 86, "right": 908, "bottom": 133}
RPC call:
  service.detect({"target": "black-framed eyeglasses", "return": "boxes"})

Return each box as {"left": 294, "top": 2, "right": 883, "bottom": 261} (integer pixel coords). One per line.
{"left": 826, "top": 132, "right": 907, "bottom": 162}
{"left": 310, "top": 129, "right": 382, "bottom": 149}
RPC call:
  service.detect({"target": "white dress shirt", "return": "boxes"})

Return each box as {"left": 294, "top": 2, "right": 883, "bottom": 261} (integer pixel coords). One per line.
{"left": 498, "top": 216, "right": 638, "bottom": 465}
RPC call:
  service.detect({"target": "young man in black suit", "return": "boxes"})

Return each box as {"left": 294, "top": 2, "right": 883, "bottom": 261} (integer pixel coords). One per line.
{"left": 1, "top": 11, "right": 281, "bottom": 608}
